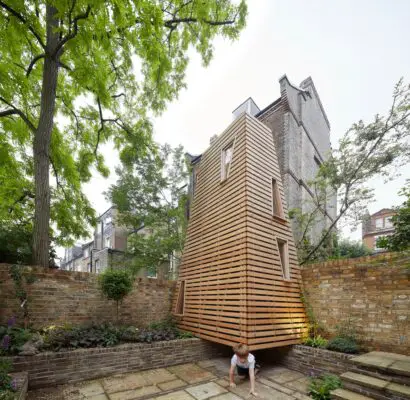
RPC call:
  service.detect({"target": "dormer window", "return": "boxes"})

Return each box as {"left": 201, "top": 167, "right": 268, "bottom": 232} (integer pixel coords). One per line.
{"left": 221, "top": 143, "right": 233, "bottom": 181}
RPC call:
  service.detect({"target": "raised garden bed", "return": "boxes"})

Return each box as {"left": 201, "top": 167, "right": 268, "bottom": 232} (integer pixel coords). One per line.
{"left": 1, "top": 338, "right": 227, "bottom": 389}
{"left": 277, "top": 345, "right": 355, "bottom": 376}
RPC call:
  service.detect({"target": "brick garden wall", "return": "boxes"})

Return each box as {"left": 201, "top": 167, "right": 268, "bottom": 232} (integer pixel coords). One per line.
{"left": 0, "top": 264, "right": 176, "bottom": 328}
{"left": 301, "top": 252, "right": 410, "bottom": 355}
{"left": 4, "top": 338, "right": 228, "bottom": 389}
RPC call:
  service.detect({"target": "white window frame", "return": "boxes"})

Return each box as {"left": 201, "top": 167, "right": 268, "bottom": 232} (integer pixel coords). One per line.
{"left": 105, "top": 236, "right": 111, "bottom": 248}
{"left": 384, "top": 216, "right": 393, "bottom": 228}
{"left": 375, "top": 218, "right": 383, "bottom": 229}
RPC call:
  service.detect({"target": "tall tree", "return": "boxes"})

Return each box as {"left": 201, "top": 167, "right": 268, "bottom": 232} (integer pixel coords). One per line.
{"left": 291, "top": 80, "right": 410, "bottom": 264}
{"left": 0, "top": 0, "right": 247, "bottom": 267}
{"left": 108, "top": 144, "right": 188, "bottom": 277}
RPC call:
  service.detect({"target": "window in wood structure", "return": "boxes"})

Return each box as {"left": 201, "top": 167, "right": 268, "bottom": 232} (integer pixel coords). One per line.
{"left": 221, "top": 143, "right": 233, "bottom": 181}
{"left": 175, "top": 280, "right": 185, "bottom": 315}
{"left": 277, "top": 239, "right": 290, "bottom": 280}
{"left": 271, "top": 179, "right": 284, "bottom": 217}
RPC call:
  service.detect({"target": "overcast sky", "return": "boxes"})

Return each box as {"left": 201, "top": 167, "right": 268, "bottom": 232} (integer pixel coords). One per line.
{"left": 81, "top": 0, "right": 410, "bottom": 248}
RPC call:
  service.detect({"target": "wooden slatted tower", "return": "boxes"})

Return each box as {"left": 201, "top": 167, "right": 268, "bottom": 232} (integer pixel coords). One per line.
{"left": 173, "top": 112, "right": 307, "bottom": 350}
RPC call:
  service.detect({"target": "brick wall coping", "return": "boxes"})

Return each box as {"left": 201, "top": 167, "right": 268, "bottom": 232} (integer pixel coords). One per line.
{"left": 0, "top": 264, "right": 176, "bottom": 287}
{"left": 302, "top": 251, "right": 404, "bottom": 269}
{"left": 291, "top": 345, "right": 356, "bottom": 360}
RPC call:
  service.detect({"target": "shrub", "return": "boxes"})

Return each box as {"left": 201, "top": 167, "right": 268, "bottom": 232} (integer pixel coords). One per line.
{"left": 303, "top": 335, "right": 328, "bottom": 348}
{"left": 0, "top": 359, "right": 16, "bottom": 399}
{"left": 309, "top": 374, "right": 342, "bottom": 400}
{"left": 99, "top": 269, "right": 133, "bottom": 322}
{"left": 327, "top": 337, "right": 359, "bottom": 354}
{"left": 42, "top": 324, "right": 120, "bottom": 351}
{"left": 0, "top": 317, "right": 32, "bottom": 355}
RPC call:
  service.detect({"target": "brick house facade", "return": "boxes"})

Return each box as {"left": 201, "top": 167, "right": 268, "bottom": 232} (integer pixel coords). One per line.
{"left": 61, "top": 207, "right": 128, "bottom": 273}
{"left": 362, "top": 208, "right": 396, "bottom": 251}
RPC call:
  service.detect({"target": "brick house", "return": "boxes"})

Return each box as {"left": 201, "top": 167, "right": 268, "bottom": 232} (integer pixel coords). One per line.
{"left": 61, "top": 206, "right": 128, "bottom": 273}
{"left": 362, "top": 208, "right": 396, "bottom": 251}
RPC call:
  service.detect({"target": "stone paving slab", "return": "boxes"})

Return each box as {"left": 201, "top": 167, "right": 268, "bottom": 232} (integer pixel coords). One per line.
{"left": 351, "top": 351, "right": 410, "bottom": 374}
{"left": 87, "top": 395, "right": 108, "bottom": 400}
{"left": 168, "top": 363, "right": 216, "bottom": 384}
{"left": 109, "top": 384, "right": 161, "bottom": 400}
{"left": 185, "top": 381, "right": 228, "bottom": 400}
{"left": 157, "top": 379, "right": 187, "bottom": 391}
{"left": 155, "top": 391, "right": 195, "bottom": 400}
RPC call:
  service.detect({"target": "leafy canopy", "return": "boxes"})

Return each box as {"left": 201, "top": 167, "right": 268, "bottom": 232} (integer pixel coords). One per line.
{"left": 0, "top": 0, "right": 248, "bottom": 248}
{"left": 108, "top": 144, "right": 188, "bottom": 276}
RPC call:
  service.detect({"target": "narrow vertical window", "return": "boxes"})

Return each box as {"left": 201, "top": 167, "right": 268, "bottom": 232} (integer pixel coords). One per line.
{"left": 272, "top": 179, "right": 284, "bottom": 217}
{"left": 175, "top": 280, "right": 185, "bottom": 315}
{"left": 221, "top": 143, "right": 233, "bottom": 181}
{"left": 277, "top": 239, "right": 290, "bottom": 280}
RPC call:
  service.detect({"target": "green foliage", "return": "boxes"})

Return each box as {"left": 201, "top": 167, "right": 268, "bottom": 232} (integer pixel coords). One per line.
{"left": 309, "top": 374, "right": 342, "bottom": 400}
{"left": 41, "top": 321, "right": 192, "bottom": 350}
{"left": 108, "top": 144, "right": 188, "bottom": 277}
{"left": 0, "top": 0, "right": 248, "bottom": 263}
{"left": 326, "top": 318, "right": 359, "bottom": 354}
{"left": 327, "top": 337, "right": 359, "bottom": 354}
{"left": 99, "top": 269, "right": 133, "bottom": 322}
{"left": 0, "top": 359, "right": 16, "bottom": 397}
{"left": 330, "top": 239, "right": 372, "bottom": 260}
{"left": 0, "top": 225, "right": 32, "bottom": 265}
{"left": 292, "top": 80, "right": 410, "bottom": 264}
{"left": 303, "top": 335, "right": 328, "bottom": 349}
{"left": 99, "top": 269, "right": 133, "bottom": 303}
{"left": 0, "top": 325, "right": 32, "bottom": 356}
{"left": 9, "top": 265, "right": 37, "bottom": 325}
{"left": 42, "top": 324, "right": 120, "bottom": 351}
{"left": 376, "top": 182, "right": 410, "bottom": 252}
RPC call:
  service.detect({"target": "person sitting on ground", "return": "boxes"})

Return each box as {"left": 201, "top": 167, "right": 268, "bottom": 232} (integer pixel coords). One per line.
{"left": 229, "top": 343, "right": 258, "bottom": 397}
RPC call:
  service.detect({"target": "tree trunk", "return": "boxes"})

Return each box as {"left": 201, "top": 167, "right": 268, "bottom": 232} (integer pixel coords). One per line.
{"left": 32, "top": 5, "right": 59, "bottom": 267}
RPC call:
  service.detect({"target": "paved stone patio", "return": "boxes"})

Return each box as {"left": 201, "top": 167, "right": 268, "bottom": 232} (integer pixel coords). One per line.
{"left": 27, "top": 358, "right": 311, "bottom": 400}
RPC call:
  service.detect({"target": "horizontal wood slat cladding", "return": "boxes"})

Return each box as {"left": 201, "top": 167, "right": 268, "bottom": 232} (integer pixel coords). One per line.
{"left": 173, "top": 113, "right": 307, "bottom": 350}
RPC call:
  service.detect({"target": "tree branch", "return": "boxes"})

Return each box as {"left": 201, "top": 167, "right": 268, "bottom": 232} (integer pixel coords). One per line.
{"left": 8, "top": 190, "right": 35, "bottom": 214}
{"left": 95, "top": 97, "right": 104, "bottom": 156}
{"left": 26, "top": 54, "right": 45, "bottom": 77}
{"left": 0, "top": 97, "right": 36, "bottom": 132}
{"left": 50, "top": 156, "right": 68, "bottom": 198}
{"left": 53, "top": 5, "right": 91, "bottom": 58}
{"left": 164, "top": 17, "right": 235, "bottom": 28}
{"left": 0, "top": 1, "right": 46, "bottom": 49}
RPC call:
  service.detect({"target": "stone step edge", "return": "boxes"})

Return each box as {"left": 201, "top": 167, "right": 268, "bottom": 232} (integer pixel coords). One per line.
{"left": 331, "top": 388, "right": 374, "bottom": 400}
{"left": 351, "top": 359, "right": 410, "bottom": 378}
{"left": 341, "top": 372, "right": 410, "bottom": 399}
{"left": 341, "top": 372, "right": 389, "bottom": 390}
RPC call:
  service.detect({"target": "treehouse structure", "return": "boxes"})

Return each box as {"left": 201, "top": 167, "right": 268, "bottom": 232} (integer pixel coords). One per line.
{"left": 173, "top": 112, "right": 307, "bottom": 350}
